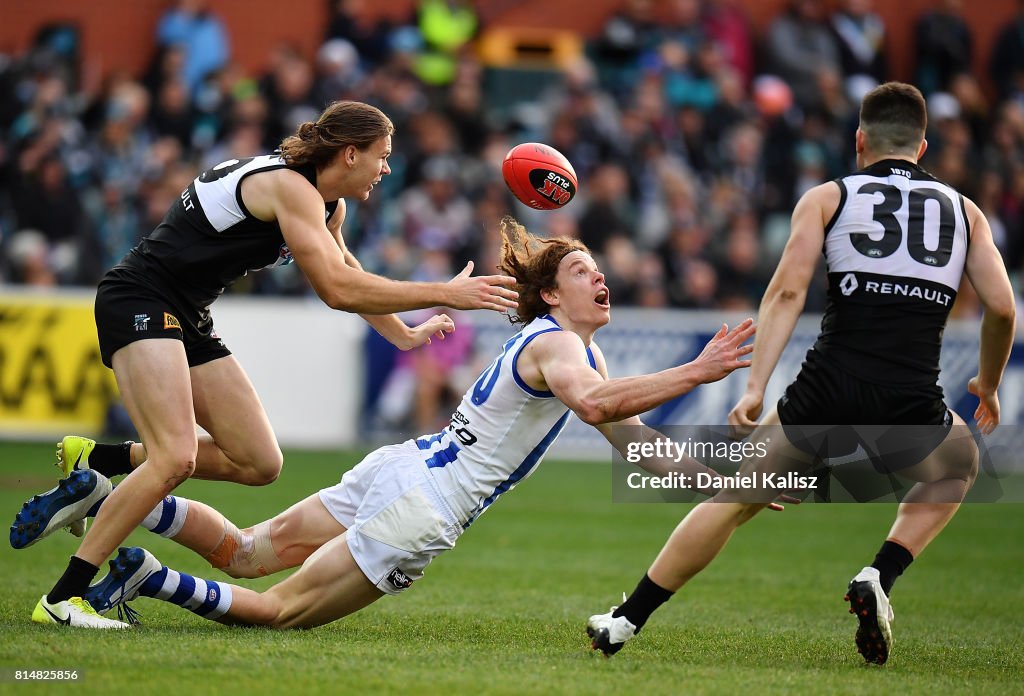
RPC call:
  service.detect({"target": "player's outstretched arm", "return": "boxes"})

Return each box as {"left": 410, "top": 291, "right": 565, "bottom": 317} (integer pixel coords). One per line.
{"left": 729, "top": 183, "right": 834, "bottom": 433}
{"left": 963, "top": 197, "right": 1016, "bottom": 434}
{"left": 335, "top": 240, "right": 456, "bottom": 350}
{"left": 586, "top": 348, "right": 798, "bottom": 511}
{"left": 522, "top": 323, "right": 754, "bottom": 426}
{"left": 250, "top": 170, "right": 518, "bottom": 314}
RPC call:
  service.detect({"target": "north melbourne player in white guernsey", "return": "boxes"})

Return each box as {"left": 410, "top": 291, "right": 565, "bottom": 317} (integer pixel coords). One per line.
{"left": 587, "top": 82, "right": 1016, "bottom": 665}
{"left": 12, "top": 217, "right": 757, "bottom": 629}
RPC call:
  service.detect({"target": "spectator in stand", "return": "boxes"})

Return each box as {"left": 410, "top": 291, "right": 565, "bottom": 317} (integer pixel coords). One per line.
{"left": 442, "top": 57, "right": 489, "bottom": 157}
{"left": 949, "top": 73, "right": 991, "bottom": 151}
{"left": 990, "top": 1, "right": 1024, "bottom": 103}
{"left": 398, "top": 155, "right": 474, "bottom": 255}
{"left": 703, "top": 0, "right": 755, "bottom": 87}
{"left": 592, "top": 0, "right": 660, "bottom": 103}
{"left": 312, "top": 39, "right": 364, "bottom": 108}
{"left": 657, "top": 0, "right": 706, "bottom": 54}
{"left": 376, "top": 307, "right": 477, "bottom": 433}
{"left": 829, "top": 0, "right": 888, "bottom": 85}
{"left": 8, "top": 147, "right": 91, "bottom": 284}
{"left": 325, "top": 0, "right": 394, "bottom": 70}
{"left": 156, "top": 0, "right": 229, "bottom": 97}
{"left": 713, "top": 211, "right": 769, "bottom": 303}
{"left": 259, "top": 44, "right": 317, "bottom": 146}
{"left": 409, "top": 0, "right": 479, "bottom": 88}
{"left": 576, "top": 162, "right": 635, "bottom": 256}
{"left": 913, "top": 0, "right": 972, "bottom": 95}
{"left": 149, "top": 77, "right": 195, "bottom": 150}
{"left": 763, "top": 0, "right": 841, "bottom": 112}
{"left": 600, "top": 234, "right": 642, "bottom": 306}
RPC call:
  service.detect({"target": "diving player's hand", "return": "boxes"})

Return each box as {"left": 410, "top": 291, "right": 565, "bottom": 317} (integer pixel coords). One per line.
{"left": 767, "top": 494, "right": 802, "bottom": 512}
{"left": 968, "top": 376, "right": 1001, "bottom": 434}
{"left": 445, "top": 261, "right": 519, "bottom": 312}
{"left": 727, "top": 390, "right": 764, "bottom": 438}
{"left": 401, "top": 313, "right": 456, "bottom": 350}
{"left": 692, "top": 319, "right": 756, "bottom": 384}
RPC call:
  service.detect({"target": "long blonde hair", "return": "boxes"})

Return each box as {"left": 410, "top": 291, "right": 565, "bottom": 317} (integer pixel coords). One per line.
{"left": 497, "top": 216, "right": 590, "bottom": 325}
{"left": 278, "top": 101, "right": 394, "bottom": 169}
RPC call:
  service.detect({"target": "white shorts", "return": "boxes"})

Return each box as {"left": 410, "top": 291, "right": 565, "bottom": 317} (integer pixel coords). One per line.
{"left": 318, "top": 442, "right": 461, "bottom": 595}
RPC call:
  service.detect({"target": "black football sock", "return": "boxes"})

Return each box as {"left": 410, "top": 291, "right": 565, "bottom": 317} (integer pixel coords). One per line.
{"left": 86, "top": 442, "right": 135, "bottom": 477}
{"left": 46, "top": 556, "right": 100, "bottom": 604}
{"left": 870, "top": 540, "right": 914, "bottom": 595}
{"left": 612, "top": 574, "right": 674, "bottom": 632}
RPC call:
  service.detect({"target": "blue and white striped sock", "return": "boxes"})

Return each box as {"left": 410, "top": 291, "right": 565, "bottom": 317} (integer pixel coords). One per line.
{"left": 139, "top": 495, "right": 189, "bottom": 538}
{"left": 139, "top": 567, "right": 233, "bottom": 621}
{"left": 86, "top": 491, "right": 189, "bottom": 539}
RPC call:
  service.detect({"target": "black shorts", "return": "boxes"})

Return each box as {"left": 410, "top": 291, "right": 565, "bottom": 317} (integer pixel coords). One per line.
{"left": 777, "top": 350, "right": 952, "bottom": 472}
{"left": 94, "top": 272, "right": 230, "bottom": 369}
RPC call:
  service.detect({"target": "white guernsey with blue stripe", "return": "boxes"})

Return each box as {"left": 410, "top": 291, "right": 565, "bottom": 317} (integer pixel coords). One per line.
{"left": 416, "top": 315, "right": 595, "bottom": 528}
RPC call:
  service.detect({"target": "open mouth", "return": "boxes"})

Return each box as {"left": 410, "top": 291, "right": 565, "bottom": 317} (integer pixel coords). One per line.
{"left": 594, "top": 288, "right": 610, "bottom": 308}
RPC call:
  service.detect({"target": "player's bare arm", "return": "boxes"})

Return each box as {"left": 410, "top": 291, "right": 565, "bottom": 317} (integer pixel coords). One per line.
{"left": 585, "top": 345, "right": 795, "bottom": 509}
{"left": 242, "top": 169, "right": 518, "bottom": 314}
{"left": 323, "top": 201, "right": 455, "bottom": 350}
{"left": 518, "top": 322, "right": 754, "bottom": 426}
{"left": 962, "top": 197, "right": 1016, "bottom": 434}
{"left": 729, "top": 182, "right": 837, "bottom": 432}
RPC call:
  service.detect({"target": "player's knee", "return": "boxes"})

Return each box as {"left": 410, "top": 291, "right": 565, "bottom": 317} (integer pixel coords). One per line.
{"left": 207, "top": 520, "right": 285, "bottom": 578}
{"left": 249, "top": 592, "right": 284, "bottom": 627}
{"left": 147, "top": 449, "right": 197, "bottom": 487}
{"left": 241, "top": 447, "right": 283, "bottom": 486}
{"left": 262, "top": 589, "right": 300, "bottom": 630}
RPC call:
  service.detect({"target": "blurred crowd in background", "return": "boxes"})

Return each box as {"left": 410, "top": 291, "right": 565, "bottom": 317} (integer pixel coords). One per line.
{"left": 4, "top": 0, "right": 1024, "bottom": 433}
{"left": 4, "top": 0, "right": 1024, "bottom": 311}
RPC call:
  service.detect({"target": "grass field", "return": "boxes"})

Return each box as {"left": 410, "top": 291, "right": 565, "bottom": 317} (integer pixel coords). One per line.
{"left": 0, "top": 440, "right": 1022, "bottom": 695}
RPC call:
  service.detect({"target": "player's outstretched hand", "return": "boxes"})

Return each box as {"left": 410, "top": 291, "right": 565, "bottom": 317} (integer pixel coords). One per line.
{"left": 968, "top": 376, "right": 1001, "bottom": 435}
{"left": 692, "top": 319, "right": 756, "bottom": 384}
{"left": 728, "top": 390, "right": 764, "bottom": 438}
{"left": 446, "top": 261, "right": 519, "bottom": 312}
{"left": 767, "top": 493, "right": 803, "bottom": 512}
{"left": 402, "top": 313, "right": 455, "bottom": 350}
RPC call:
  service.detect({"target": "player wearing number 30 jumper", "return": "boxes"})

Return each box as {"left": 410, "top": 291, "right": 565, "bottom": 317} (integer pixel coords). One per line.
{"left": 29, "top": 101, "right": 519, "bottom": 628}
{"left": 588, "top": 82, "right": 1016, "bottom": 664}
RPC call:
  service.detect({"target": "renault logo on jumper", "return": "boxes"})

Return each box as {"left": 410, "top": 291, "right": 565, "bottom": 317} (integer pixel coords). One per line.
{"left": 839, "top": 273, "right": 858, "bottom": 296}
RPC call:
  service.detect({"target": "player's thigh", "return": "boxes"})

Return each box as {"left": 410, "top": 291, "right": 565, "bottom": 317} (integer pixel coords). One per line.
{"left": 265, "top": 533, "right": 384, "bottom": 630}
{"left": 111, "top": 338, "right": 197, "bottom": 457}
{"left": 189, "top": 354, "right": 281, "bottom": 465}
{"left": 736, "top": 406, "right": 816, "bottom": 475}
{"left": 722, "top": 406, "right": 816, "bottom": 505}
{"left": 265, "top": 493, "right": 348, "bottom": 567}
{"left": 898, "top": 411, "right": 978, "bottom": 484}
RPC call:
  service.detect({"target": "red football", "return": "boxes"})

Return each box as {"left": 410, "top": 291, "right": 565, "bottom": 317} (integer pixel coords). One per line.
{"left": 501, "top": 142, "right": 578, "bottom": 210}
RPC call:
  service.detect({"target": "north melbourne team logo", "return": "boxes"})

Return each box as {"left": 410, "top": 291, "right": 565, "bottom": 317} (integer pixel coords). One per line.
{"left": 839, "top": 273, "right": 859, "bottom": 296}
{"left": 133, "top": 313, "right": 150, "bottom": 332}
{"left": 386, "top": 567, "right": 414, "bottom": 590}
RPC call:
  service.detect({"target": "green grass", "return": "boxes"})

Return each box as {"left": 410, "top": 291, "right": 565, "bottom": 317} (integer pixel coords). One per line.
{"left": 0, "top": 440, "right": 1021, "bottom": 695}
